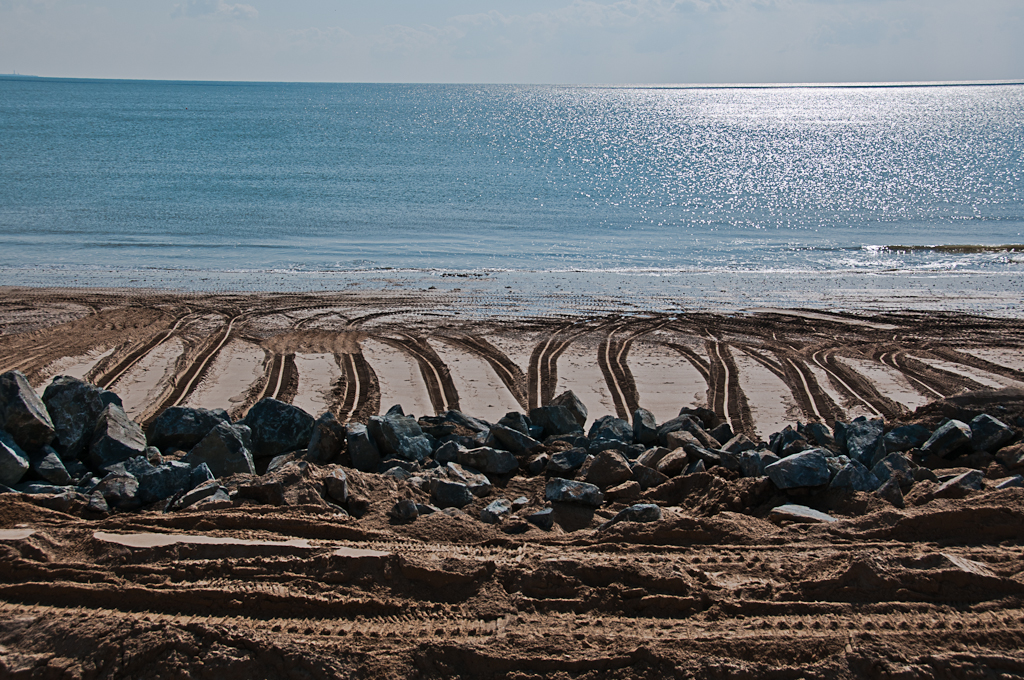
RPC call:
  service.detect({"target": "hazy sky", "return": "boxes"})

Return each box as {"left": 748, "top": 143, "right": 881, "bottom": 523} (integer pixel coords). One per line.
{"left": 1, "top": 0, "right": 1021, "bottom": 84}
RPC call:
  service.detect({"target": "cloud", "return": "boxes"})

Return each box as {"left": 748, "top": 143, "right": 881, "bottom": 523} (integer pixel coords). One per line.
{"left": 171, "top": 0, "right": 257, "bottom": 20}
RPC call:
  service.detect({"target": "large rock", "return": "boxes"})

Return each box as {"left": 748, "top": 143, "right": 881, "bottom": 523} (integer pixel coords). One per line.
{"left": 655, "top": 448, "right": 690, "bottom": 477}
{"left": 996, "top": 442, "right": 1024, "bottom": 470}
{"left": 546, "top": 448, "right": 589, "bottom": 477}
{"left": 345, "top": 423, "right": 380, "bottom": 472}
{"left": 431, "top": 480, "right": 474, "bottom": 509}
{"left": 921, "top": 420, "right": 972, "bottom": 459}
{"left": 368, "top": 414, "right": 432, "bottom": 462}
{"left": 457, "top": 447, "right": 518, "bottom": 475}
{"left": 969, "top": 414, "right": 1015, "bottom": 453}
{"left": 550, "top": 390, "right": 588, "bottom": 428}
{"left": 657, "top": 415, "right": 718, "bottom": 449}
{"left": 497, "top": 412, "right": 530, "bottom": 436}
{"left": 28, "top": 446, "right": 72, "bottom": 486}
{"left": 42, "top": 376, "right": 121, "bottom": 460}
{"left": 839, "top": 417, "right": 885, "bottom": 465}
{"left": 601, "top": 503, "right": 662, "bottom": 529}
{"left": 882, "top": 424, "right": 932, "bottom": 454}
{"left": 480, "top": 498, "right": 513, "bottom": 524}
{"left": 765, "top": 448, "right": 831, "bottom": 489}
{"left": 803, "top": 422, "right": 838, "bottom": 451}
{"left": 306, "top": 412, "right": 346, "bottom": 464}
{"left": 111, "top": 456, "right": 191, "bottom": 505}
{"left": 584, "top": 450, "right": 632, "bottom": 489}
{"left": 871, "top": 452, "right": 915, "bottom": 488}
{"left": 441, "top": 410, "right": 492, "bottom": 434}
{"left": 0, "top": 430, "right": 30, "bottom": 486}
{"left": 933, "top": 469, "right": 984, "bottom": 499}
{"left": 636, "top": 446, "right": 672, "bottom": 469}
{"left": 588, "top": 416, "right": 633, "bottom": 444}
{"left": 525, "top": 507, "right": 554, "bottom": 530}
{"left": 632, "top": 408, "right": 658, "bottom": 447}
{"left": 722, "top": 434, "right": 757, "bottom": 455}
{"left": 89, "top": 403, "right": 147, "bottom": 471}
{"left": 768, "top": 504, "right": 837, "bottom": 524}
{"left": 489, "top": 424, "right": 542, "bottom": 454}
{"left": 444, "top": 462, "right": 492, "bottom": 497}
{"left": 91, "top": 472, "right": 141, "bottom": 509}
{"left": 185, "top": 421, "right": 256, "bottom": 477}
{"left": 0, "top": 370, "right": 55, "bottom": 451}
{"left": 243, "top": 399, "right": 315, "bottom": 459}
{"left": 829, "top": 462, "right": 880, "bottom": 492}
{"left": 529, "top": 405, "right": 583, "bottom": 438}
{"left": 544, "top": 478, "right": 604, "bottom": 507}
{"left": 147, "top": 406, "right": 230, "bottom": 453}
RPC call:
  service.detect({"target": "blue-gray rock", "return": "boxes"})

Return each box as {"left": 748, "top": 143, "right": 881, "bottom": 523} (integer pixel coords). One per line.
{"left": 768, "top": 503, "right": 837, "bottom": 524}
{"left": 384, "top": 404, "right": 405, "bottom": 417}
{"left": 632, "top": 408, "right": 658, "bottom": 447}
{"left": 529, "top": 405, "right": 583, "bottom": 438}
{"left": 110, "top": 456, "right": 191, "bottom": 504}
{"left": 802, "top": 422, "right": 838, "bottom": 451}
{"left": 432, "top": 480, "right": 474, "bottom": 508}
{"left": 146, "top": 406, "right": 230, "bottom": 453}
{"left": 765, "top": 448, "right": 831, "bottom": 489}
{"left": 584, "top": 450, "right": 632, "bottom": 489}
{"left": 547, "top": 447, "right": 589, "bottom": 476}
{"left": 441, "top": 410, "right": 492, "bottom": 434}
{"left": 550, "top": 390, "right": 588, "bottom": 428}
{"left": 589, "top": 415, "right": 633, "bottom": 444}
{"left": 457, "top": 446, "right": 518, "bottom": 475}
{"left": 636, "top": 446, "right": 672, "bottom": 469}
{"left": 658, "top": 415, "right": 718, "bottom": 449}
{"left": 526, "top": 452, "right": 549, "bottom": 475}
{"left": 91, "top": 472, "right": 141, "bottom": 509}
{"left": 829, "top": 462, "right": 881, "bottom": 492}
{"left": 882, "top": 424, "right": 932, "bottom": 454}
{"left": 840, "top": 417, "right": 885, "bottom": 465}
{"left": 0, "top": 430, "right": 30, "bottom": 486}
{"left": 185, "top": 421, "right": 255, "bottom": 478}
{"left": 769, "top": 426, "right": 807, "bottom": 457}
{"left": 587, "top": 438, "right": 632, "bottom": 455}
{"left": 921, "top": 419, "right": 973, "bottom": 459}
{"left": 655, "top": 448, "right": 690, "bottom": 477}
{"left": 722, "top": 434, "right": 757, "bottom": 455}
{"left": 345, "top": 423, "right": 380, "bottom": 472}
{"left": 176, "top": 480, "right": 227, "bottom": 510}
{"left": 489, "top": 424, "right": 542, "bottom": 454}
{"left": 525, "top": 507, "right": 554, "bottom": 530}
{"left": 13, "top": 482, "right": 75, "bottom": 495}
{"left": 243, "top": 398, "right": 315, "bottom": 459}
{"left": 497, "top": 412, "right": 531, "bottom": 435}
{"left": 433, "top": 440, "right": 464, "bottom": 464}
{"left": 995, "top": 475, "right": 1023, "bottom": 490}
{"left": 368, "top": 414, "right": 433, "bottom": 462}
{"left": 444, "top": 462, "right": 492, "bottom": 497}
{"left": 601, "top": 503, "right": 662, "bottom": 530}
{"left": 710, "top": 422, "right": 734, "bottom": 446}
{"left": 933, "top": 469, "right": 984, "bottom": 498}
{"left": 876, "top": 476, "right": 905, "bottom": 508}
{"left": 89, "top": 403, "right": 147, "bottom": 471}
{"left": 29, "top": 446, "right": 72, "bottom": 486}
{"left": 323, "top": 468, "right": 349, "bottom": 504}
{"left": 544, "top": 478, "right": 604, "bottom": 507}
{"left": 686, "top": 459, "right": 706, "bottom": 474}
{"left": 42, "top": 376, "right": 121, "bottom": 460}
{"left": 871, "top": 452, "right": 915, "bottom": 488}
{"left": 481, "top": 498, "right": 513, "bottom": 523}
{"left": 0, "top": 371, "right": 55, "bottom": 452}
{"left": 62, "top": 457, "right": 89, "bottom": 484}
{"left": 389, "top": 498, "right": 419, "bottom": 522}
{"left": 969, "top": 414, "right": 1015, "bottom": 453}
{"left": 190, "top": 462, "right": 214, "bottom": 488}
{"left": 382, "top": 466, "right": 412, "bottom": 481}
{"left": 739, "top": 450, "right": 777, "bottom": 478}
{"left": 305, "top": 412, "right": 346, "bottom": 464}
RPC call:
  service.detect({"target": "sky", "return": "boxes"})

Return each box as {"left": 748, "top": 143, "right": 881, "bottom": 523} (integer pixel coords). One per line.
{"left": 1, "top": 0, "right": 1022, "bottom": 84}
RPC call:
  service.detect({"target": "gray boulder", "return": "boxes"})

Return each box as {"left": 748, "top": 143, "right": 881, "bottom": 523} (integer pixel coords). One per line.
{"left": 480, "top": 498, "right": 513, "bottom": 524}
{"left": 368, "top": 414, "right": 432, "bottom": 462}
{"left": 921, "top": 420, "right": 972, "bottom": 459}
{"left": 995, "top": 475, "right": 1023, "bottom": 490}
{"left": 658, "top": 415, "right": 718, "bottom": 449}
{"left": 389, "top": 499, "right": 419, "bottom": 522}
{"left": 432, "top": 480, "right": 474, "bottom": 509}
{"left": 91, "top": 472, "right": 141, "bottom": 509}
{"left": 441, "top": 410, "right": 492, "bottom": 434}
{"left": 345, "top": 423, "right": 380, "bottom": 472}
{"left": 89, "top": 403, "right": 147, "bottom": 471}
{"left": 529, "top": 405, "right": 583, "bottom": 438}
{"left": 876, "top": 476, "right": 905, "bottom": 508}
{"left": 770, "top": 426, "right": 808, "bottom": 457}
{"left": 722, "top": 434, "right": 757, "bottom": 455}
{"left": 176, "top": 480, "right": 228, "bottom": 510}
{"left": 323, "top": 468, "right": 349, "bottom": 504}
{"left": 307, "top": 412, "right": 346, "bottom": 464}
{"left": 190, "top": 462, "right": 214, "bottom": 488}
{"left": 243, "top": 399, "right": 315, "bottom": 459}
{"left": 632, "top": 464, "right": 669, "bottom": 490}
{"left": 632, "top": 408, "right": 658, "bottom": 447}
{"left": 933, "top": 469, "right": 985, "bottom": 499}
{"left": 111, "top": 456, "right": 191, "bottom": 505}
{"left": 29, "top": 446, "right": 72, "bottom": 486}
{"left": 433, "top": 440, "right": 464, "bottom": 464}
{"left": 882, "top": 424, "right": 932, "bottom": 454}
{"left": 546, "top": 447, "right": 589, "bottom": 476}
{"left": 871, "top": 452, "right": 915, "bottom": 488}
{"left": 497, "top": 412, "right": 530, "bottom": 436}
{"left": 589, "top": 415, "right": 633, "bottom": 444}
{"left": 42, "top": 376, "right": 121, "bottom": 460}
{"left": 739, "top": 450, "right": 778, "bottom": 478}
{"left": 655, "top": 448, "right": 690, "bottom": 477}
{"left": 185, "top": 421, "right": 256, "bottom": 477}
{"left": 969, "top": 414, "right": 1015, "bottom": 453}
{"left": 584, "top": 450, "right": 632, "bottom": 489}
{"left": 636, "top": 446, "right": 672, "bottom": 469}
{"left": 0, "top": 370, "right": 55, "bottom": 451}
{"left": 525, "top": 507, "right": 554, "bottom": 530}
{"left": 829, "top": 462, "right": 880, "bottom": 492}
{"left": 803, "top": 422, "right": 838, "bottom": 451}
{"left": 544, "top": 478, "right": 604, "bottom": 507}
{"left": 489, "top": 424, "right": 542, "bottom": 454}
{"left": 146, "top": 406, "right": 230, "bottom": 453}
{"left": 765, "top": 448, "right": 831, "bottom": 489}
{"left": 0, "top": 430, "right": 30, "bottom": 486}
{"left": 840, "top": 417, "right": 885, "bottom": 465}
{"left": 550, "top": 390, "right": 588, "bottom": 428}
{"left": 768, "top": 503, "right": 837, "bottom": 524}
{"left": 600, "top": 503, "right": 662, "bottom": 530}
{"left": 444, "top": 462, "right": 493, "bottom": 497}
{"left": 457, "top": 446, "right": 518, "bottom": 475}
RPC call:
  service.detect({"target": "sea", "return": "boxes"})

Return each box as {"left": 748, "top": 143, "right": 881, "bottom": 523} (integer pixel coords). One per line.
{"left": 2, "top": 77, "right": 1023, "bottom": 316}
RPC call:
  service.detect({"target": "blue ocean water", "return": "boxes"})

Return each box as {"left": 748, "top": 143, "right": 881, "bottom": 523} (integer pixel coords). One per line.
{"left": 1, "top": 77, "right": 1023, "bottom": 309}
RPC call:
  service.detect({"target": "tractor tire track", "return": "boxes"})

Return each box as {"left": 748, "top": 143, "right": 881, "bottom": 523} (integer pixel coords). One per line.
{"left": 435, "top": 335, "right": 529, "bottom": 410}
{"left": 376, "top": 334, "right": 458, "bottom": 415}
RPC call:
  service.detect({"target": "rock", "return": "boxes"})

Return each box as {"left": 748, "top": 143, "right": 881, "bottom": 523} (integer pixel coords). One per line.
{"left": 417, "top": 415, "right": 455, "bottom": 439}
{"left": 444, "top": 462, "right": 492, "bottom": 497}
{"left": 382, "top": 466, "right": 412, "bottom": 481}
{"left": 995, "top": 475, "right": 1023, "bottom": 490}
{"left": 529, "top": 405, "right": 583, "bottom": 438}
{"left": 323, "top": 468, "right": 349, "bottom": 504}
{"left": 389, "top": 499, "right": 419, "bottom": 522}
{"left": 584, "top": 450, "right": 632, "bottom": 489}
{"left": 176, "top": 480, "right": 228, "bottom": 510}
{"left": 368, "top": 413, "right": 433, "bottom": 462}
{"left": 0, "top": 430, "right": 31, "bottom": 486}
{"left": 497, "top": 412, "right": 530, "bottom": 435}
{"left": 686, "top": 459, "right": 706, "bottom": 474}
{"left": 605, "top": 480, "right": 642, "bottom": 501}
{"left": 190, "top": 462, "right": 214, "bottom": 488}
{"left": 0, "top": 370, "right": 55, "bottom": 451}
{"left": 526, "top": 452, "right": 549, "bottom": 475}
{"left": 636, "top": 446, "right": 671, "bottom": 468}
{"left": 829, "top": 462, "right": 881, "bottom": 492}
{"left": 840, "top": 417, "right": 885, "bottom": 465}
{"left": 481, "top": 498, "right": 513, "bottom": 524}
{"left": 525, "top": 507, "right": 554, "bottom": 530}
{"left": 41, "top": 376, "right": 121, "bottom": 460}
{"left": 457, "top": 447, "right": 518, "bottom": 475}
{"left": 765, "top": 449, "right": 831, "bottom": 489}
{"left": 433, "top": 440, "right": 464, "bottom": 464}
{"left": 739, "top": 450, "right": 778, "bottom": 478}
{"left": 632, "top": 408, "right": 658, "bottom": 447}
{"left": 489, "top": 424, "right": 542, "bottom": 454}
{"left": 13, "top": 482, "right": 74, "bottom": 495}
{"left": 876, "top": 476, "right": 905, "bottom": 508}
{"left": 92, "top": 472, "right": 140, "bottom": 509}
{"left": 550, "top": 390, "right": 588, "bottom": 428}
{"left": 768, "top": 504, "right": 837, "bottom": 524}
{"left": 544, "top": 478, "right": 604, "bottom": 507}
{"left": 112, "top": 457, "right": 191, "bottom": 505}
{"left": 89, "top": 403, "right": 147, "bottom": 470}
{"left": 921, "top": 419, "right": 972, "bottom": 459}
{"left": 883, "top": 424, "right": 932, "bottom": 454}
{"left": 658, "top": 415, "right": 718, "bottom": 449}
{"left": 432, "top": 480, "right": 474, "bottom": 508}
{"left": 969, "top": 414, "right": 1015, "bottom": 453}
{"left": 996, "top": 442, "right": 1024, "bottom": 470}
{"left": 933, "top": 469, "right": 985, "bottom": 499}
{"left": 185, "top": 421, "right": 256, "bottom": 478}
{"left": 28, "top": 446, "right": 72, "bottom": 486}
{"left": 512, "top": 496, "right": 529, "bottom": 510}
{"left": 655, "top": 448, "right": 690, "bottom": 477}
{"left": 871, "top": 452, "right": 915, "bottom": 488}
{"left": 345, "top": 423, "right": 380, "bottom": 472}
{"left": 803, "top": 422, "right": 837, "bottom": 451}
{"left": 600, "top": 503, "right": 662, "bottom": 529}
{"left": 709, "top": 423, "right": 734, "bottom": 445}
{"left": 441, "top": 410, "right": 492, "bottom": 434}
{"left": 243, "top": 399, "right": 315, "bottom": 459}
{"left": 266, "top": 453, "right": 294, "bottom": 473}
{"left": 769, "top": 426, "right": 807, "bottom": 456}
{"left": 722, "top": 434, "right": 757, "bottom": 455}
{"left": 306, "top": 412, "right": 346, "bottom": 464}
{"left": 664, "top": 430, "right": 702, "bottom": 452}
{"left": 589, "top": 415, "right": 633, "bottom": 444}
{"left": 631, "top": 464, "right": 669, "bottom": 491}
{"left": 146, "top": 406, "right": 230, "bottom": 453}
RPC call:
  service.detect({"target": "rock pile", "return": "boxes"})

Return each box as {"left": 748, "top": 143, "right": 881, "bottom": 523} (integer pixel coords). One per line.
{"left": 2, "top": 369, "right": 1023, "bottom": 529}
